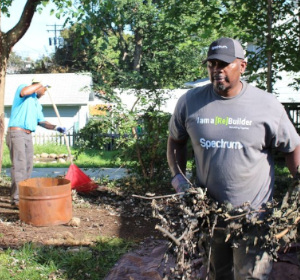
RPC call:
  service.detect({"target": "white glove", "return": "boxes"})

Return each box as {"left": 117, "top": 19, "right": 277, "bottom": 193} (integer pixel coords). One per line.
{"left": 171, "top": 174, "right": 191, "bottom": 193}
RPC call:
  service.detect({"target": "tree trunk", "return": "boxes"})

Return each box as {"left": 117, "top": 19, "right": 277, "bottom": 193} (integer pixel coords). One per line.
{"left": 0, "top": 113, "right": 5, "bottom": 174}
{"left": 298, "top": 0, "right": 300, "bottom": 52}
{"left": 132, "top": 27, "right": 148, "bottom": 178}
{"left": 133, "top": 28, "right": 143, "bottom": 72}
{"left": 0, "top": 0, "right": 44, "bottom": 174}
{"left": 0, "top": 34, "right": 9, "bottom": 174}
{"left": 266, "top": 0, "right": 273, "bottom": 93}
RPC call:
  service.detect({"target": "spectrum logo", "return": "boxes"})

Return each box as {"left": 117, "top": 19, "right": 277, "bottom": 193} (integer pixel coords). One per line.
{"left": 212, "top": 45, "right": 228, "bottom": 50}
{"left": 200, "top": 138, "right": 243, "bottom": 150}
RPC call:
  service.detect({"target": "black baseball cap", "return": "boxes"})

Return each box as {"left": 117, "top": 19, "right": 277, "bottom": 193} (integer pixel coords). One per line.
{"left": 202, "top": 37, "right": 245, "bottom": 64}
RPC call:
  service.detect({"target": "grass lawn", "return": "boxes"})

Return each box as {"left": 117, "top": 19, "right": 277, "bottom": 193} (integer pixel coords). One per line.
{"left": 0, "top": 238, "right": 133, "bottom": 280}
{"left": 2, "top": 144, "right": 119, "bottom": 169}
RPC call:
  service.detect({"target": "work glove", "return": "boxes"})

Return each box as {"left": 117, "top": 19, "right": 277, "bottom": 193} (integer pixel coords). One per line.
{"left": 55, "top": 126, "right": 66, "bottom": 134}
{"left": 171, "top": 173, "right": 191, "bottom": 193}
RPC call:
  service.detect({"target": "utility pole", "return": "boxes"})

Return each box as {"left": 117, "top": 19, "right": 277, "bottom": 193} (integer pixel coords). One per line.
{"left": 47, "top": 24, "right": 64, "bottom": 52}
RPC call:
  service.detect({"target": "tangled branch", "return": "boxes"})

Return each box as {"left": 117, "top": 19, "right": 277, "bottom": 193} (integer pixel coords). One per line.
{"left": 134, "top": 176, "right": 300, "bottom": 279}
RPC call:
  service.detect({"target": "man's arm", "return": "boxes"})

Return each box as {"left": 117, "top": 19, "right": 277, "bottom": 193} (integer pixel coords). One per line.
{"left": 167, "top": 136, "right": 193, "bottom": 193}
{"left": 38, "top": 121, "right": 66, "bottom": 133}
{"left": 38, "top": 121, "right": 57, "bottom": 130}
{"left": 20, "top": 83, "right": 46, "bottom": 97}
{"left": 167, "top": 135, "right": 188, "bottom": 177}
{"left": 285, "top": 144, "right": 300, "bottom": 177}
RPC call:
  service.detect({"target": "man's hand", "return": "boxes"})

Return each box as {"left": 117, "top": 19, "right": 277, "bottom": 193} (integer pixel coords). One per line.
{"left": 171, "top": 174, "right": 191, "bottom": 193}
{"left": 55, "top": 126, "right": 66, "bottom": 134}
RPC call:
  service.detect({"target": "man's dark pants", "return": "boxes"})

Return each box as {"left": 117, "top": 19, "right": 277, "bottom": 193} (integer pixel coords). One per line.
{"left": 202, "top": 228, "right": 273, "bottom": 280}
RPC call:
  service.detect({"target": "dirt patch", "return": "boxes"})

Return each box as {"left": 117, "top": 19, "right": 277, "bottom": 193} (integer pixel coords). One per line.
{"left": 0, "top": 181, "right": 299, "bottom": 279}
{"left": 0, "top": 183, "right": 162, "bottom": 249}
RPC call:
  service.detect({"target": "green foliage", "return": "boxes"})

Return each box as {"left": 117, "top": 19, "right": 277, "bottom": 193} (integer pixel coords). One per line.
{"left": 7, "top": 52, "right": 24, "bottom": 72}
{"left": 115, "top": 110, "right": 172, "bottom": 188}
{"left": 33, "top": 143, "right": 70, "bottom": 155}
{"left": 53, "top": 1, "right": 235, "bottom": 189}
{"left": 76, "top": 117, "right": 116, "bottom": 151}
{"left": 50, "top": 1, "right": 247, "bottom": 189}
{"left": 0, "top": 238, "right": 132, "bottom": 280}
{"left": 0, "top": 0, "right": 13, "bottom": 15}
{"left": 2, "top": 143, "right": 117, "bottom": 168}
{"left": 56, "top": 0, "right": 239, "bottom": 89}
{"left": 77, "top": 105, "right": 172, "bottom": 189}
{"left": 222, "top": 0, "right": 300, "bottom": 92}
{"left": 51, "top": 0, "right": 300, "bottom": 189}
{"left": 71, "top": 149, "right": 119, "bottom": 168}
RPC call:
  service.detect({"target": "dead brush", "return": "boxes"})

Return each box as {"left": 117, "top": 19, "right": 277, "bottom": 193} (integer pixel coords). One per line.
{"left": 134, "top": 169, "right": 300, "bottom": 279}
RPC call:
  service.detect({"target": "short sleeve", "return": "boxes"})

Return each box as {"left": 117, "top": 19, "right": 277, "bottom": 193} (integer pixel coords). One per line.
{"left": 169, "top": 93, "right": 189, "bottom": 141}
{"left": 273, "top": 109, "right": 300, "bottom": 152}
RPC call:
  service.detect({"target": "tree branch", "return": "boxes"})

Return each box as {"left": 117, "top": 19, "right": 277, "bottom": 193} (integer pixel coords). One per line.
{"left": 5, "top": 0, "right": 43, "bottom": 50}
{"left": 132, "top": 193, "right": 184, "bottom": 200}
{"left": 275, "top": 216, "right": 300, "bottom": 240}
{"left": 155, "top": 225, "right": 181, "bottom": 246}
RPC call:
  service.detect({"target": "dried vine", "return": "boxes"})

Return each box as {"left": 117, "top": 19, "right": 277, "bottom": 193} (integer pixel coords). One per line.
{"left": 135, "top": 175, "right": 300, "bottom": 279}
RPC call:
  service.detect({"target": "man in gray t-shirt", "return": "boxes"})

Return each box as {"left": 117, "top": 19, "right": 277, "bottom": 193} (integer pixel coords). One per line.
{"left": 167, "top": 37, "right": 300, "bottom": 280}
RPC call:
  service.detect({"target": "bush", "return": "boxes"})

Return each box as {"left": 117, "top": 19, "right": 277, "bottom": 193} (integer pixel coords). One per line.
{"left": 116, "top": 110, "right": 171, "bottom": 190}
{"left": 77, "top": 109, "right": 172, "bottom": 192}
{"left": 76, "top": 118, "right": 117, "bottom": 151}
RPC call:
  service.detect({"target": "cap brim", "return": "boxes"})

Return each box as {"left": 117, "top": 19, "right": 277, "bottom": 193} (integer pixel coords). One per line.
{"left": 202, "top": 54, "right": 236, "bottom": 64}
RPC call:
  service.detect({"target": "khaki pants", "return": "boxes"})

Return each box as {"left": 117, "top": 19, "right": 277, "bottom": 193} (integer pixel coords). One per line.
{"left": 201, "top": 228, "right": 273, "bottom": 280}
{"left": 6, "top": 130, "right": 34, "bottom": 203}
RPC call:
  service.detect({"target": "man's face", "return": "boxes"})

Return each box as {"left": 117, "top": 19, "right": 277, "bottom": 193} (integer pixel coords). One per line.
{"left": 36, "top": 86, "right": 46, "bottom": 98}
{"left": 207, "top": 58, "right": 247, "bottom": 96}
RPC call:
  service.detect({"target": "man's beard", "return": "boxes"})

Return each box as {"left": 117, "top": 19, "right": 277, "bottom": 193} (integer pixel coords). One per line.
{"left": 215, "top": 83, "right": 226, "bottom": 92}
{"left": 213, "top": 76, "right": 229, "bottom": 92}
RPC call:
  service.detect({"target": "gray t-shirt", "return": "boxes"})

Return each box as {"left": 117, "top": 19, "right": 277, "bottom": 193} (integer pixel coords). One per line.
{"left": 169, "top": 81, "right": 300, "bottom": 209}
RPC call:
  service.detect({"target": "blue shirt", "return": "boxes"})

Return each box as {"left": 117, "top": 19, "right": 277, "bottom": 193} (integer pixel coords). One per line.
{"left": 8, "top": 84, "right": 45, "bottom": 132}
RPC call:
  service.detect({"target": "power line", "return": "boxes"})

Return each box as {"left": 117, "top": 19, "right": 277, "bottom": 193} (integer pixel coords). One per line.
{"left": 47, "top": 24, "right": 64, "bottom": 51}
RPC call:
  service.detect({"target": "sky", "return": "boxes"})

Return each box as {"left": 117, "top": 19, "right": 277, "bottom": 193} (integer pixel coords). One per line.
{"left": 1, "top": 1, "right": 67, "bottom": 60}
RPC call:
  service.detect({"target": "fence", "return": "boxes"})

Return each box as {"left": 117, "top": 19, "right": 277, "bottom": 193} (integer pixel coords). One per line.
{"left": 31, "top": 104, "right": 300, "bottom": 148}
{"left": 32, "top": 132, "right": 79, "bottom": 147}
{"left": 283, "top": 103, "right": 300, "bottom": 133}
{"left": 32, "top": 132, "right": 117, "bottom": 151}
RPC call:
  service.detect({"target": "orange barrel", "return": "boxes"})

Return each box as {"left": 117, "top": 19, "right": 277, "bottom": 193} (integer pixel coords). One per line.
{"left": 19, "top": 177, "right": 72, "bottom": 226}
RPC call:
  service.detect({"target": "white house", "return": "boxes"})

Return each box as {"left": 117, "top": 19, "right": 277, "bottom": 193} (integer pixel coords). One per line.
{"left": 4, "top": 73, "right": 93, "bottom": 135}
{"left": 5, "top": 70, "right": 298, "bottom": 139}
